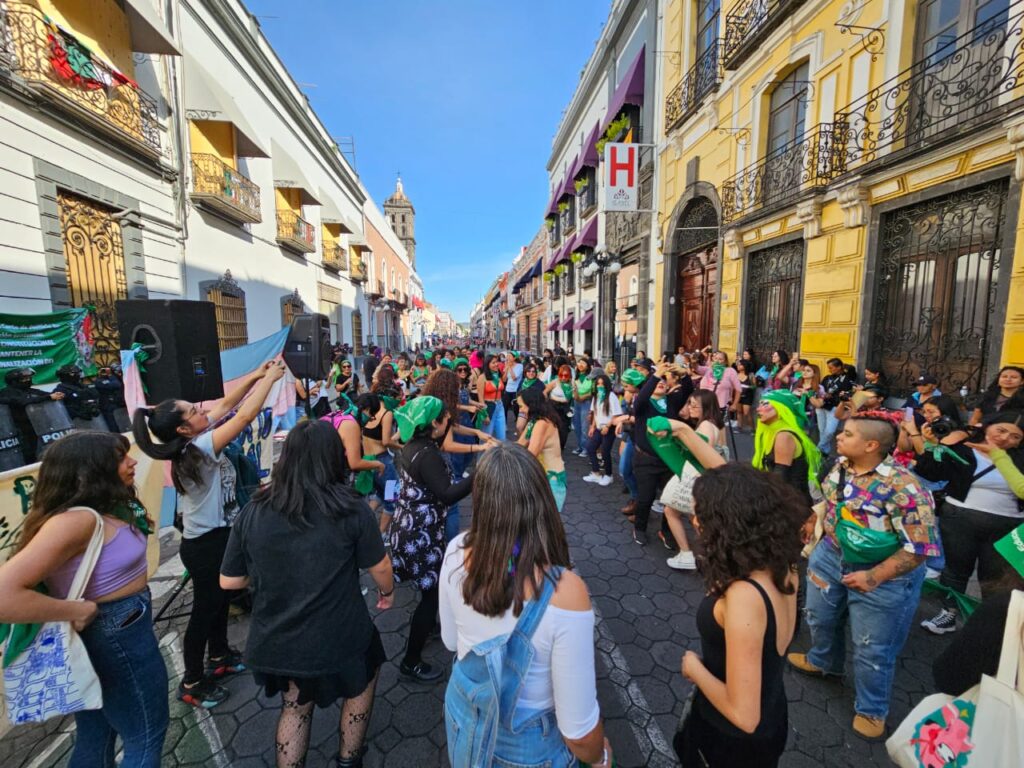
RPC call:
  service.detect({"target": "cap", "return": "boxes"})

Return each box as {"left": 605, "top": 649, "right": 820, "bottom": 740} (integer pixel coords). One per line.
{"left": 915, "top": 373, "right": 938, "bottom": 386}
{"left": 633, "top": 358, "right": 654, "bottom": 372}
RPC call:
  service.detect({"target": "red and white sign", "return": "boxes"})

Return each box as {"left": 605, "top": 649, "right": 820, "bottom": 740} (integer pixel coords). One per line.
{"left": 604, "top": 142, "right": 638, "bottom": 211}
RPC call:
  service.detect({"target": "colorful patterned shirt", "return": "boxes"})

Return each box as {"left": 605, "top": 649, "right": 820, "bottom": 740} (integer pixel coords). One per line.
{"left": 822, "top": 455, "right": 940, "bottom": 558}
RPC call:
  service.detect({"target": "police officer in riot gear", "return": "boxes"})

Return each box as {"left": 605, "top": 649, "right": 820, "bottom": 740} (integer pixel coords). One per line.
{"left": 55, "top": 364, "right": 102, "bottom": 422}
{"left": 94, "top": 363, "right": 127, "bottom": 431}
{"left": 0, "top": 368, "right": 65, "bottom": 463}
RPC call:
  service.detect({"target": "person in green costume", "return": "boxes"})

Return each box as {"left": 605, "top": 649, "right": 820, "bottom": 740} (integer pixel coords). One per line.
{"left": 517, "top": 385, "right": 568, "bottom": 512}
{"left": 753, "top": 389, "right": 822, "bottom": 503}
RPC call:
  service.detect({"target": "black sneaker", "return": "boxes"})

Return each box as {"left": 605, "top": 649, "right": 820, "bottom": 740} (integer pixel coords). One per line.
{"left": 399, "top": 660, "right": 444, "bottom": 683}
{"left": 177, "top": 678, "right": 229, "bottom": 709}
{"left": 921, "top": 608, "right": 958, "bottom": 635}
{"left": 206, "top": 648, "right": 246, "bottom": 678}
{"left": 632, "top": 528, "right": 648, "bottom": 546}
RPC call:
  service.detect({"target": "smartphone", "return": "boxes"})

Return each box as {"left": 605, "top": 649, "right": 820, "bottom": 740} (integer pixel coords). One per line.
{"left": 904, "top": 406, "right": 914, "bottom": 421}
{"left": 384, "top": 480, "right": 398, "bottom": 502}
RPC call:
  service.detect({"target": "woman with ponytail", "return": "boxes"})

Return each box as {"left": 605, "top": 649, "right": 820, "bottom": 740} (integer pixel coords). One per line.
{"left": 132, "top": 360, "right": 285, "bottom": 709}
{"left": 752, "top": 390, "right": 822, "bottom": 504}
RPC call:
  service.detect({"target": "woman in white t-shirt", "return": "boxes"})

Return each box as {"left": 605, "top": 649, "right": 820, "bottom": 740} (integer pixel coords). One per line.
{"left": 440, "top": 443, "right": 611, "bottom": 768}
{"left": 134, "top": 360, "right": 286, "bottom": 709}
{"left": 584, "top": 374, "right": 622, "bottom": 486}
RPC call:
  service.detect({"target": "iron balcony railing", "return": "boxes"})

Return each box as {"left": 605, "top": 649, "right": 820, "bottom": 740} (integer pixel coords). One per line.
{"left": 722, "top": 0, "right": 807, "bottom": 70}
{"left": 190, "top": 154, "right": 261, "bottom": 224}
{"left": 834, "top": 7, "right": 1024, "bottom": 174}
{"left": 666, "top": 39, "right": 723, "bottom": 132}
{"left": 721, "top": 123, "right": 839, "bottom": 223}
{"left": 560, "top": 198, "right": 576, "bottom": 236}
{"left": 616, "top": 293, "right": 639, "bottom": 317}
{"left": 322, "top": 243, "right": 347, "bottom": 272}
{"left": 275, "top": 210, "right": 316, "bottom": 254}
{"left": 721, "top": 11, "right": 1024, "bottom": 223}
{"left": 547, "top": 219, "right": 560, "bottom": 247}
{"left": 0, "top": 1, "right": 161, "bottom": 155}
{"left": 349, "top": 253, "right": 367, "bottom": 282}
{"left": 577, "top": 178, "right": 598, "bottom": 217}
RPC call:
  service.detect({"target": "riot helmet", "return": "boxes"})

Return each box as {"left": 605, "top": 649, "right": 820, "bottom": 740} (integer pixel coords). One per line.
{"left": 57, "top": 364, "right": 83, "bottom": 385}
{"left": 4, "top": 368, "right": 35, "bottom": 390}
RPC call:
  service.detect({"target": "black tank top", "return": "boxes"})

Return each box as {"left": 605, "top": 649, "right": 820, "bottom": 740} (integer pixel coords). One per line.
{"left": 363, "top": 413, "right": 384, "bottom": 441}
{"left": 763, "top": 438, "right": 811, "bottom": 503}
{"left": 694, "top": 578, "right": 793, "bottom": 741}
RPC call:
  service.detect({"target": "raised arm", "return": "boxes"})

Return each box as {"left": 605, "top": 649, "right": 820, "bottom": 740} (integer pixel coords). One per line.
{"left": 211, "top": 362, "right": 286, "bottom": 454}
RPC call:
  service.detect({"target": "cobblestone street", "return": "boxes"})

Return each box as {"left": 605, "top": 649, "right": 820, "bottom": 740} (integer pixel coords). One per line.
{"left": 0, "top": 430, "right": 956, "bottom": 768}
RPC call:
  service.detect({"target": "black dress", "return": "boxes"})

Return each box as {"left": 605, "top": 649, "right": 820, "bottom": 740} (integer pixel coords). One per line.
{"left": 676, "top": 579, "right": 792, "bottom": 768}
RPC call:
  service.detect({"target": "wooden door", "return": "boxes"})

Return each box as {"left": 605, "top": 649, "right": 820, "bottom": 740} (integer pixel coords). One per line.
{"left": 678, "top": 249, "right": 717, "bottom": 351}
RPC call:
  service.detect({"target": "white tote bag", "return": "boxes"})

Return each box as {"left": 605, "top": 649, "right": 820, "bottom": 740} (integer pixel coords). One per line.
{"left": 659, "top": 462, "right": 701, "bottom": 514}
{"left": 3, "top": 508, "right": 106, "bottom": 725}
{"left": 886, "top": 589, "right": 1024, "bottom": 767}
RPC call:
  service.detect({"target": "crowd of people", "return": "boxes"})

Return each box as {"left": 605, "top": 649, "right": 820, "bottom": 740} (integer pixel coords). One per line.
{"left": 0, "top": 340, "right": 1022, "bottom": 768}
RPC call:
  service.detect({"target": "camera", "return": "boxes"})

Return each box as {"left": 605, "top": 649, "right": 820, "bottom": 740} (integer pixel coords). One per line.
{"left": 928, "top": 416, "right": 957, "bottom": 439}
{"left": 838, "top": 391, "right": 853, "bottom": 403}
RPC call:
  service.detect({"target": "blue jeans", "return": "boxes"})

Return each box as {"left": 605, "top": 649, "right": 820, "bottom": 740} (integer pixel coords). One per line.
{"left": 571, "top": 399, "right": 592, "bottom": 451}
{"left": 445, "top": 504, "right": 461, "bottom": 543}
{"left": 817, "top": 409, "right": 841, "bottom": 455}
{"left": 72, "top": 590, "right": 169, "bottom": 768}
{"left": 372, "top": 451, "right": 398, "bottom": 514}
{"left": 619, "top": 438, "right": 638, "bottom": 499}
{"left": 803, "top": 540, "right": 925, "bottom": 719}
{"left": 482, "top": 401, "right": 506, "bottom": 440}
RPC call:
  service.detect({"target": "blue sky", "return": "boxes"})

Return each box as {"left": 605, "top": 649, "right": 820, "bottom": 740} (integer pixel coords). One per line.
{"left": 245, "top": 0, "right": 610, "bottom": 322}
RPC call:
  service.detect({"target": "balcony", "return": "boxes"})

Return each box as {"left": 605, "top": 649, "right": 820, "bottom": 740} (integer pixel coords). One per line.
{"left": 721, "top": 123, "right": 839, "bottom": 223}
{"left": 547, "top": 219, "right": 560, "bottom": 247}
{"left": 665, "top": 40, "right": 722, "bottom": 132}
{"left": 551, "top": 278, "right": 561, "bottom": 300}
{"left": 833, "top": 8, "right": 1024, "bottom": 176}
{"left": 366, "top": 280, "right": 385, "bottom": 299}
{"left": 0, "top": 2, "right": 161, "bottom": 157}
{"left": 275, "top": 210, "right": 316, "bottom": 254}
{"left": 322, "top": 243, "right": 347, "bottom": 272}
{"left": 559, "top": 200, "right": 576, "bottom": 237}
{"left": 722, "top": 0, "right": 807, "bottom": 71}
{"left": 190, "top": 154, "right": 261, "bottom": 224}
{"left": 576, "top": 176, "right": 598, "bottom": 219}
{"left": 616, "top": 293, "right": 639, "bottom": 318}
{"left": 349, "top": 253, "right": 367, "bottom": 283}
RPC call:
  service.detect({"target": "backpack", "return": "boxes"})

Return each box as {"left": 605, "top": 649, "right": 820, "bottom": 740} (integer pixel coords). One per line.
{"left": 444, "top": 567, "right": 564, "bottom": 768}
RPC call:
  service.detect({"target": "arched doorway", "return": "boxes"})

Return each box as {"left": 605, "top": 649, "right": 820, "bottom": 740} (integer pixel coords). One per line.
{"left": 672, "top": 197, "right": 719, "bottom": 351}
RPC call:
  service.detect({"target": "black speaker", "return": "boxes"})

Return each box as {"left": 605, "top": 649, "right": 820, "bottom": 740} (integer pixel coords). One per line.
{"left": 115, "top": 300, "right": 225, "bottom": 404}
{"left": 283, "top": 314, "right": 331, "bottom": 380}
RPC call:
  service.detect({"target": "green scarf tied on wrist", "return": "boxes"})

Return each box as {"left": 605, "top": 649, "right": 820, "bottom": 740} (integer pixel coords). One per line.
{"left": 646, "top": 416, "right": 706, "bottom": 477}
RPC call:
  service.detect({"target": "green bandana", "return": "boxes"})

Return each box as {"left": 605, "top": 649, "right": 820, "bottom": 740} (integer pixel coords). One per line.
{"left": 753, "top": 390, "right": 821, "bottom": 485}
{"left": 524, "top": 418, "right": 537, "bottom": 441}
{"left": 439, "top": 358, "right": 454, "bottom": 370}
{"left": 354, "top": 455, "right": 376, "bottom": 496}
{"left": 646, "top": 416, "right": 706, "bottom": 477}
{"left": 651, "top": 397, "right": 668, "bottom": 415}
{"left": 380, "top": 395, "right": 401, "bottom": 413}
{"left": 576, "top": 377, "right": 593, "bottom": 397}
{"left": 597, "top": 386, "right": 607, "bottom": 402}
{"left": 454, "top": 357, "right": 470, "bottom": 368}
{"left": 923, "top": 443, "right": 970, "bottom": 465}
{"left": 712, "top": 363, "right": 725, "bottom": 382}
{"left": 621, "top": 369, "right": 647, "bottom": 388}
{"left": 0, "top": 584, "right": 47, "bottom": 667}
{"left": 424, "top": 351, "right": 434, "bottom": 359}
{"left": 394, "top": 395, "right": 444, "bottom": 442}
{"left": 560, "top": 382, "right": 573, "bottom": 401}
{"left": 522, "top": 377, "right": 540, "bottom": 389}
{"left": 995, "top": 522, "right": 1024, "bottom": 580}
{"left": 338, "top": 392, "right": 359, "bottom": 416}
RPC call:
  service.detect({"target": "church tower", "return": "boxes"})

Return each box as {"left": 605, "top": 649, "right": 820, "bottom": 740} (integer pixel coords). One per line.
{"left": 384, "top": 175, "right": 416, "bottom": 267}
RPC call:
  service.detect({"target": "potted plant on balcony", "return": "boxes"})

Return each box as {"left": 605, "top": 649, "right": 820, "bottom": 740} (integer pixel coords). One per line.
{"left": 595, "top": 114, "right": 631, "bottom": 157}
{"left": 543, "top": 272, "right": 554, "bottom": 282}
{"left": 545, "top": 216, "right": 556, "bottom": 230}
{"left": 553, "top": 263, "right": 567, "bottom": 276}
{"left": 570, "top": 250, "right": 585, "bottom": 264}
{"left": 574, "top": 177, "right": 589, "bottom": 194}
{"left": 557, "top": 200, "right": 570, "bottom": 213}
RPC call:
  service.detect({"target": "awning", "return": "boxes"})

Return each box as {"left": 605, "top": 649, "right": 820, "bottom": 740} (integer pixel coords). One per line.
{"left": 319, "top": 194, "right": 361, "bottom": 233}
{"left": 576, "top": 310, "right": 595, "bottom": 331}
{"left": 183, "top": 53, "right": 268, "bottom": 157}
{"left": 546, "top": 186, "right": 560, "bottom": 217}
{"left": 529, "top": 258, "right": 542, "bottom": 279}
{"left": 559, "top": 163, "right": 577, "bottom": 199}
{"left": 601, "top": 46, "right": 646, "bottom": 134}
{"left": 546, "top": 318, "right": 561, "bottom": 332}
{"left": 272, "top": 139, "right": 321, "bottom": 206}
{"left": 124, "top": 0, "right": 180, "bottom": 55}
{"left": 562, "top": 232, "right": 579, "bottom": 260}
{"left": 545, "top": 243, "right": 565, "bottom": 272}
{"left": 581, "top": 122, "right": 601, "bottom": 168}
{"left": 559, "top": 315, "right": 575, "bottom": 332}
{"left": 576, "top": 215, "right": 598, "bottom": 249}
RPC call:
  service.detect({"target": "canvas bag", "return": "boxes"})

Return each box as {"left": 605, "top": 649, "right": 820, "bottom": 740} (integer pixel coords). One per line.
{"left": 3, "top": 507, "right": 105, "bottom": 725}
{"left": 660, "top": 462, "right": 701, "bottom": 514}
{"left": 886, "top": 589, "right": 1024, "bottom": 767}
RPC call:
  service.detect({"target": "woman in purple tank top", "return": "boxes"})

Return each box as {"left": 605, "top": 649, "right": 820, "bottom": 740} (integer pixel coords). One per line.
{"left": 0, "top": 431, "right": 168, "bottom": 767}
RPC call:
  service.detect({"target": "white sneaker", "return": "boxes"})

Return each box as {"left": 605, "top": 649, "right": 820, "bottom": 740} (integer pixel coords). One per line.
{"left": 651, "top": 500, "right": 665, "bottom": 514}
{"left": 924, "top": 567, "right": 941, "bottom": 580}
{"left": 598, "top": 475, "right": 613, "bottom": 487}
{"left": 583, "top": 473, "right": 601, "bottom": 483}
{"left": 667, "top": 550, "right": 697, "bottom": 570}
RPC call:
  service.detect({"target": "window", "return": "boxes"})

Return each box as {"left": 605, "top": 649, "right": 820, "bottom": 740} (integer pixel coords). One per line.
{"left": 743, "top": 241, "right": 803, "bottom": 365}
{"left": 281, "top": 290, "right": 303, "bottom": 327}
{"left": 564, "top": 261, "right": 576, "bottom": 295}
{"left": 351, "top": 310, "right": 363, "bottom": 356}
{"left": 766, "top": 63, "right": 809, "bottom": 156}
{"left": 203, "top": 271, "right": 249, "bottom": 351}
{"left": 696, "top": 0, "right": 720, "bottom": 61}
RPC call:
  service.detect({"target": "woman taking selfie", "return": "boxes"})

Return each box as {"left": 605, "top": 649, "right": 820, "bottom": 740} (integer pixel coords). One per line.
{"left": 220, "top": 421, "right": 393, "bottom": 768}
{"left": 677, "top": 464, "right": 805, "bottom": 767}
{"left": 440, "top": 443, "right": 610, "bottom": 768}
{"left": 134, "top": 360, "right": 285, "bottom": 708}
{"left": 0, "top": 432, "right": 168, "bottom": 766}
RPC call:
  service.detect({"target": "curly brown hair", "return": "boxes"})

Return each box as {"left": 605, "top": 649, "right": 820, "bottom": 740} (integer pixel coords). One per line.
{"left": 691, "top": 463, "right": 809, "bottom": 597}
{"left": 421, "top": 368, "right": 460, "bottom": 420}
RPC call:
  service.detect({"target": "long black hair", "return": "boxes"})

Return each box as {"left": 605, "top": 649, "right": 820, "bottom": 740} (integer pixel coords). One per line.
{"left": 132, "top": 400, "right": 207, "bottom": 494}
{"left": 354, "top": 392, "right": 381, "bottom": 418}
{"left": 518, "top": 384, "right": 560, "bottom": 426}
{"left": 593, "top": 374, "right": 614, "bottom": 418}
{"left": 17, "top": 432, "right": 145, "bottom": 553}
{"left": 692, "top": 464, "right": 807, "bottom": 597}
{"left": 922, "top": 394, "right": 964, "bottom": 427}
{"left": 248, "top": 420, "right": 360, "bottom": 529}
{"left": 981, "top": 366, "right": 1024, "bottom": 412}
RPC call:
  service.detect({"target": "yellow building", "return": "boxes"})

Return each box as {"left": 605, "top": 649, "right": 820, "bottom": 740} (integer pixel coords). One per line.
{"left": 655, "top": 0, "right": 1024, "bottom": 396}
